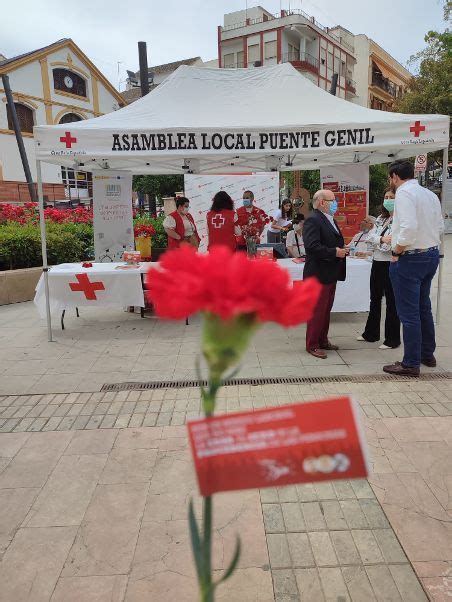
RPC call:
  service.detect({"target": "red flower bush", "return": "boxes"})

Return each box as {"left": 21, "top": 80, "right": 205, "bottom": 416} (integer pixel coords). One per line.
{"left": 0, "top": 202, "right": 93, "bottom": 225}
{"left": 146, "top": 246, "right": 321, "bottom": 327}
{"left": 134, "top": 223, "right": 156, "bottom": 238}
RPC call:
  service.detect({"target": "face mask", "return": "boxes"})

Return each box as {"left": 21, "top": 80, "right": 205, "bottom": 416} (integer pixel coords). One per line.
{"left": 182, "top": 207, "right": 189, "bottom": 214}
{"left": 328, "top": 200, "right": 338, "bottom": 216}
{"left": 242, "top": 199, "right": 252, "bottom": 207}
{"left": 383, "top": 199, "right": 395, "bottom": 212}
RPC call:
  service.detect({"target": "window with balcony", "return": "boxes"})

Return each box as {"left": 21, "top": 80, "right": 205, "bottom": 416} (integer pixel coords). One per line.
{"left": 320, "top": 48, "right": 326, "bottom": 65}
{"left": 288, "top": 43, "right": 300, "bottom": 62}
{"left": 265, "top": 41, "right": 277, "bottom": 60}
{"left": 6, "top": 102, "right": 34, "bottom": 134}
{"left": 237, "top": 51, "right": 244, "bottom": 68}
{"left": 223, "top": 53, "right": 235, "bottom": 68}
{"left": 248, "top": 44, "right": 260, "bottom": 64}
{"left": 53, "top": 68, "right": 87, "bottom": 97}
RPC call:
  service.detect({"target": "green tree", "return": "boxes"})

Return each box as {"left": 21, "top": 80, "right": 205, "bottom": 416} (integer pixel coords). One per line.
{"left": 395, "top": 3, "right": 451, "bottom": 175}
{"left": 369, "top": 164, "right": 389, "bottom": 216}
{"left": 133, "top": 175, "right": 184, "bottom": 201}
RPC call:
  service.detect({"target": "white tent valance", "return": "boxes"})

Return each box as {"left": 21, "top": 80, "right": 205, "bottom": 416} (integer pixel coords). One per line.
{"left": 34, "top": 63, "right": 449, "bottom": 174}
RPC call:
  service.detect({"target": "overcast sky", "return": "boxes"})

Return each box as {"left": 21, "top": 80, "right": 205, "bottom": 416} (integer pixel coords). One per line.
{"left": 1, "top": 0, "right": 446, "bottom": 90}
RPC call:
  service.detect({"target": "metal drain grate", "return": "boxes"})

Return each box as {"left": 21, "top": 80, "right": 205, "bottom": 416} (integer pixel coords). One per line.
{"left": 101, "top": 371, "right": 452, "bottom": 392}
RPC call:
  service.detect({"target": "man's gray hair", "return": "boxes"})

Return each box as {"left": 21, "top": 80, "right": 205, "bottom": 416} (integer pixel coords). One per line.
{"left": 312, "top": 189, "right": 331, "bottom": 208}
{"left": 367, "top": 215, "right": 377, "bottom": 224}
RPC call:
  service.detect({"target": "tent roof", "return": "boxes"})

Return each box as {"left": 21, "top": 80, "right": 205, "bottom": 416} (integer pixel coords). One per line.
{"left": 34, "top": 63, "right": 449, "bottom": 174}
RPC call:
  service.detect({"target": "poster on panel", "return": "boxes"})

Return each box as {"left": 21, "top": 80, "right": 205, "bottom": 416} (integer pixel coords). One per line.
{"left": 184, "top": 173, "right": 280, "bottom": 252}
{"left": 93, "top": 170, "right": 134, "bottom": 262}
{"left": 320, "top": 164, "right": 369, "bottom": 244}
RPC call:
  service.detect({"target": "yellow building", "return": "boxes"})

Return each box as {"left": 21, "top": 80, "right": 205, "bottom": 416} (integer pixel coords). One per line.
{"left": 0, "top": 39, "right": 124, "bottom": 202}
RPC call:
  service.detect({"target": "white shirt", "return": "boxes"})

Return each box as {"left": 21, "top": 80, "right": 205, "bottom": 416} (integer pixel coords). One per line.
{"left": 286, "top": 229, "right": 305, "bottom": 257}
{"left": 323, "top": 211, "right": 339, "bottom": 233}
{"left": 392, "top": 179, "right": 444, "bottom": 250}
{"left": 349, "top": 229, "right": 372, "bottom": 250}
{"left": 269, "top": 209, "right": 292, "bottom": 233}
{"left": 367, "top": 215, "right": 393, "bottom": 262}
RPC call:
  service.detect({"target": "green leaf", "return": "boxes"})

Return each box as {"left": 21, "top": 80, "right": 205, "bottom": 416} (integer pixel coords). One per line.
{"left": 215, "top": 536, "right": 241, "bottom": 587}
{"left": 188, "top": 498, "right": 204, "bottom": 581}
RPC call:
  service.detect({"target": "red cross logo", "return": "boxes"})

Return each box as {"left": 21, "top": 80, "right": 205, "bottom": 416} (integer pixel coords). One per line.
{"left": 59, "top": 131, "right": 77, "bottom": 148}
{"left": 211, "top": 214, "right": 225, "bottom": 229}
{"left": 410, "top": 121, "right": 426, "bottom": 137}
{"left": 69, "top": 274, "right": 105, "bottom": 300}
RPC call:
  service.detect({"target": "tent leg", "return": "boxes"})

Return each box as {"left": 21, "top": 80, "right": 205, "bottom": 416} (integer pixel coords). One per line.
{"left": 436, "top": 147, "right": 448, "bottom": 326}
{"left": 36, "top": 160, "right": 53, "bottom": 342}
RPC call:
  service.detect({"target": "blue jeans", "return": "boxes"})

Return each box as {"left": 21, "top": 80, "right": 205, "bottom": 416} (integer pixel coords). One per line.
{"left": 389, "top": 248, "right": 439, "bottom": 368}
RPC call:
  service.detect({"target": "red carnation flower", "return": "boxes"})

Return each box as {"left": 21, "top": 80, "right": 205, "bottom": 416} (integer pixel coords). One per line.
{"left": 146, "top": 246, "right": 321, "bottom": 327}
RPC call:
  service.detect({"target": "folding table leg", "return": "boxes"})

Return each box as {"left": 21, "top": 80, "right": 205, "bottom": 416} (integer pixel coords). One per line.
{"left": 61, "top": 310, "right": 65, "bottom": 330}
{"left": 76, "top": 308, "right": 79, "bottom": 317}
{"left": 185, "top": 316, "right": 189, "bottom": 326}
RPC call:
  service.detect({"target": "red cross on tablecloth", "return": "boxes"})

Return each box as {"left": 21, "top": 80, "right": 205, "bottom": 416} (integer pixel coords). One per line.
{"left": 60, "top": 131, "right": 77, "bottom": 148}
{"left": 410, "top": 121, "right": 426, "bottom": 137}
{"left": 211, "top": 214, "right": 225, "bottom": 228}
{"left": 69, "top": 274, "right": 105, "bottom": 300}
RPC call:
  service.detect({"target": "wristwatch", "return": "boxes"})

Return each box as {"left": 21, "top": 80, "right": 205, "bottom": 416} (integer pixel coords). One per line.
{"left": 391, "top": 251, "right": 403, "bottom": 257}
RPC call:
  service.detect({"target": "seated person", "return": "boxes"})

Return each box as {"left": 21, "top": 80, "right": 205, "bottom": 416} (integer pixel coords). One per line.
{"left": 348, "top": 215, "right": 376, "bottom": 256}
{"left": 285, "top": 217, "right": 305, "bottom": 258}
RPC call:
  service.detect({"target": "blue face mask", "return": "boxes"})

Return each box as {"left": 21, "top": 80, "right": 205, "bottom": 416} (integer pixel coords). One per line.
{"left": 383, "top": 199, "right": 395, "bottom": 212}
{"left": 328, "top": 199, "right": 338, "bottom": 216}
{"left": 243, "top": 199, "right": 252, "bottom": 207}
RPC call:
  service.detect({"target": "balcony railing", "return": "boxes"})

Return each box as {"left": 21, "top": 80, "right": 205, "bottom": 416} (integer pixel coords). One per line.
{"left": 223, "top": 61, "right": 245, "bottom": 69}
{"left": 281, "top": 51, "right": 319, "bottom": 74}
{"left": 345, "top": 76, "right": 356, "bottom": 93}
{"left": 222, "top": 9, "right": 352, "bottom": 52}
{"left": 371, "top": 72, "right": 397, "bottom": 97}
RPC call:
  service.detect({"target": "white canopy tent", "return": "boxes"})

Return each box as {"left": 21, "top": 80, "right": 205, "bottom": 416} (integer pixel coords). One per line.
{"left": 33, "top": 64, "right": 450, "bottom": 340}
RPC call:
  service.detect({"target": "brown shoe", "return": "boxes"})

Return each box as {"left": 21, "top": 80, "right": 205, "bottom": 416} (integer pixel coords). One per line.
{"left": 320, "top": 342, "right": 339, "bottom": 351}
{"left": 421, "top": 356, "right": 437, "bottom": 367}
{"left": 307, "top": 348, "right": 328, "bottom": 359}
{"left": 383, "top": 362, "right": 419, "bottom": 377}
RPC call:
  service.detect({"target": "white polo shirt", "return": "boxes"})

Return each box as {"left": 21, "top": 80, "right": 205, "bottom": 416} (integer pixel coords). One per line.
{"left": 392, "top": 179, "right": 444, "bottom": 250}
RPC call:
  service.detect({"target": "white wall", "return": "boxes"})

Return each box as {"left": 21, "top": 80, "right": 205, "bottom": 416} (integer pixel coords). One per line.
{"left": 0, "top": 42, "right": 121, "bottom": 182}
{"left": 352, "top": 35, "right": 370, "bottom": 107}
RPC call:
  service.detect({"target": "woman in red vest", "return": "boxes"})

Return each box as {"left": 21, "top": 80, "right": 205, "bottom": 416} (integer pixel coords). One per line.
{"left": 206, "top": 191, "right": 240, "bottom": 253}
{"left": 163, "top": 196, "right": 200, "bottom": 250}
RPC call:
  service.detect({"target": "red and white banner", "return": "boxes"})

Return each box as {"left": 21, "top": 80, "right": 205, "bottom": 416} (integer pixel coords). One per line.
{"left": 188, "top": 396, "right": 370, "bottom": 497}
{"left": 320, "top": 163, "right": 369, "bottom": 244}
{"left": 184, "top": 173, "right": 279, "bottom": 252}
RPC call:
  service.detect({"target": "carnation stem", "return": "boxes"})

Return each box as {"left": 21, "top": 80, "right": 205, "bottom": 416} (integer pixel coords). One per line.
{"left": 201, "top": 495, "right": 213, "bottom": 602}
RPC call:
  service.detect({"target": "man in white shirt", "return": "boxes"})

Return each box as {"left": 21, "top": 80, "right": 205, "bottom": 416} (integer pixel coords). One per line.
{"left": 383, "top": 160, "right": 444, "bottom": 377}
{"left": 348, "top": 216, "right": 376, "bottom": 255}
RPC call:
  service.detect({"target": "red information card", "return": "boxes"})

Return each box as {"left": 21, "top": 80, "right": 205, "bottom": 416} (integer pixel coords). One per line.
{"left": 187, "top": 396, "right": 369, "bottom": 497}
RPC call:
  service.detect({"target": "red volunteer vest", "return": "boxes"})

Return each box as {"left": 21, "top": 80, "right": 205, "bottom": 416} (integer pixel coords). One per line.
{"left": 207, "top": 209, "right": 236, "bottom": 252}
{"left": 167, "top": 210, "right": 200, "bottom": 250}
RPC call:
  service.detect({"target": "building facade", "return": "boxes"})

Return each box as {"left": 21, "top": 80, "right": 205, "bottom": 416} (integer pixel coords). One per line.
{"left": 0, "top": 39, "right": 124, "bottom": 202}
{"left": 329, "top": 27, "right": 411, "bottom": 110}
{"left": 122, "top": 56, "right": 218, "bottom": 105}
{"left": 218, "top": 7, "right": 357, "bottom": 102}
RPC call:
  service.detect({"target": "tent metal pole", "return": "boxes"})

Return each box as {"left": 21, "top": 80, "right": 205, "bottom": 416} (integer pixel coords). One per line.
{"left": 36, "top": 159, "right": 53, "bottom": 341}
{"left": 436, "top": 147, "right": 448, "bottom": 325}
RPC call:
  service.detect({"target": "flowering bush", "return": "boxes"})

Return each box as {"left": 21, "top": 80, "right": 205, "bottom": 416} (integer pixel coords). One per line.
{"left": 133, "top": 223, "right": 156, "bottom": 238}
{"left": 0, "top": 202, "right": 93, "bottom": 225}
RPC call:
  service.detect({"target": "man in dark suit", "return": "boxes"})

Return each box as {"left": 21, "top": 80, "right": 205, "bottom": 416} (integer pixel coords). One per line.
{"left": 303, "top": 189, "right": 347, "bottom": 359}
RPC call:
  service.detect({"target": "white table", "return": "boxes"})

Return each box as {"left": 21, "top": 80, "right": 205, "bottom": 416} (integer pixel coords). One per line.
{"left": 277, "top": 258, "right": 371, "bottom": 312}
{"left": 34, "top": 262, "right": 153, "bottom": 322}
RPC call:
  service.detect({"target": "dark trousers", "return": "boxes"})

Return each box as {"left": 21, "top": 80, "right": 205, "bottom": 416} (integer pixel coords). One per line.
{"left": 362, "top": 260, "right": 400, "bottom": 347}
{"left": 306, "top": 283, "right": 336, "bottom": 351}
{"left": 389, "top": 248, "right": 439, "bottom": 368}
